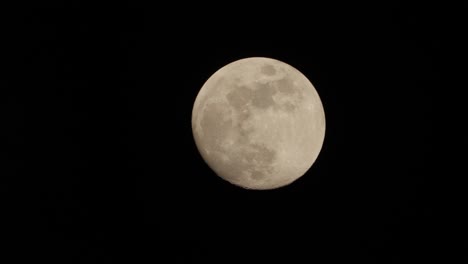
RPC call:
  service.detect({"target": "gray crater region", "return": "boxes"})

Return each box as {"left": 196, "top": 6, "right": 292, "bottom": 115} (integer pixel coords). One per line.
{"left": 192, "top": 57, "right": 326, "bottom": 190}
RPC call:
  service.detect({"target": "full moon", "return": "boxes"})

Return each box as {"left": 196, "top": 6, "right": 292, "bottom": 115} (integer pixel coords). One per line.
{"left": 192, "top": 57, "right": 326, "bottom": 190}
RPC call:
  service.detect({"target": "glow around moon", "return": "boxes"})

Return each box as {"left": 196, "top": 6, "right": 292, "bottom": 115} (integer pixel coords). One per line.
{"left": 192, "top": 57, "right": 326, "bottom": 190}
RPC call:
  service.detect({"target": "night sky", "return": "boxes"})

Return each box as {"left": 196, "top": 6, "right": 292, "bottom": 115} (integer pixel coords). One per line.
{"left": 4, "top": 4, "right": 463, "bottom": 263}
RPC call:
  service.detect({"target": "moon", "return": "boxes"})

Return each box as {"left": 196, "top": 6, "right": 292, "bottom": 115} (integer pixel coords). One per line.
{"left": 192, "top": 57, "right": 326, "bottom": 190}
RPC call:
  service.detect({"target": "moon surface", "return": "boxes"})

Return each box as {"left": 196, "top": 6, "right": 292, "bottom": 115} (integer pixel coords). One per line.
{"left": 192, "top": 57, "right": 326, "bottom": 190}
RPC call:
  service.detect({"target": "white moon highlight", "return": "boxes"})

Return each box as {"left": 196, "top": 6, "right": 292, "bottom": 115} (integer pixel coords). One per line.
{"left": 192, "top": 57, "right": 326, "bottom": 190}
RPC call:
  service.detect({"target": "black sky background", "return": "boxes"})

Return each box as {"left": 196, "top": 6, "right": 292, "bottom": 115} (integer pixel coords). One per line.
{"left": 3, "top": 4, "right": 466, "bottom": 264}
